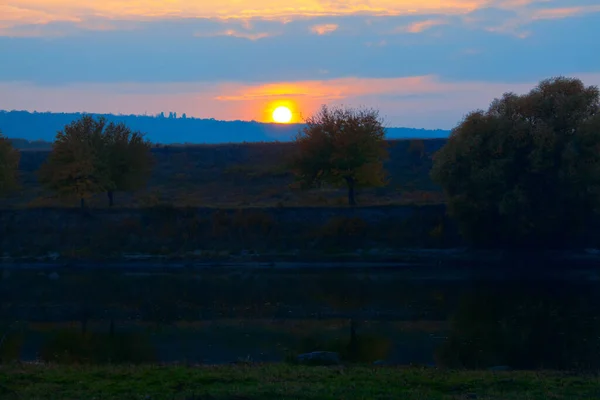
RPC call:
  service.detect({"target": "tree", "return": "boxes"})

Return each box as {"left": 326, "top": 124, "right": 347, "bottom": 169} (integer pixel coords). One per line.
{"left": 39, "top": 116, "right": 109, "bottom": 208}
{"left": 39, "top": 115, "right": 153, "bottom": 207}
{"left": 0, "top": 132, "right": 20, "bottom": 196}
{"left": 431, "top": 77, "right": 600, "bottom": 249}
{"left": 407, "top": 139, "right": 425, "bottom": 159}
{"left": 292, "top": 105, "right": 388, "bottom": 205}
{"left": 103, "top": 121, "right": 153, "bottom": 206}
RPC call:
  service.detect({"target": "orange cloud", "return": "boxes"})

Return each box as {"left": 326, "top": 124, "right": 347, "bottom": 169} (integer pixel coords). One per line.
{"left": 194, "top": 29, "right": 272, "bottom": 40}
{"left": 0, "top": 4, "right": 79, "bottom": 32}
{"left": 532, "top": 6, "right": 600, "bottom": 20}
{"left": 402, "top": 19, "right": 446, "bottom": 33}
{"left": 2, "top": 0, "right": 486, "bottom": 27}
{"left": 216, "top": 75, "right": 484, "bottom": 103}
{"left": 3, "top": 1, "right": 596, "bottom": 36}
{"left": 310, "top": 23, "right": 338, "bottom": 35}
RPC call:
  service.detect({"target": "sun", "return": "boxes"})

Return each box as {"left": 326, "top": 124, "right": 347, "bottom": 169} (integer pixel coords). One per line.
{"left": 272, "top": 106, "right": 293, "bottom": 123}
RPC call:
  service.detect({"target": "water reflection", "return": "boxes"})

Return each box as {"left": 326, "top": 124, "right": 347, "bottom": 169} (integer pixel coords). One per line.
{"left": 1, "top": 269, "right": 599, "bottom": 369}
{"left": 437, "top": 281, "right": 600, "bottom": 370}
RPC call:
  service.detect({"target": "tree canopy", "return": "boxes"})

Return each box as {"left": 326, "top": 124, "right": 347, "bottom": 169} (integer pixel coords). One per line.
{"left": 103, "top": 121, "right": 154, "bottom": 206}
{"left": 431, "top": 76, "right": 600, "bottom": 249}
{"left": 0, "top": 131, "right": 20, "bottom": 196}
{"left": 292, "top": 105, "right": 388, "bottom": 205}
{"left": 39, "top": 115, "right": 153, "bottom": 207}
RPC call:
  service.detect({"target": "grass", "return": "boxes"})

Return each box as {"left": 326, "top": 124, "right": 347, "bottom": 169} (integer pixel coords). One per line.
{"left": 0, "top": 363, "right": 598, "bottom": 399}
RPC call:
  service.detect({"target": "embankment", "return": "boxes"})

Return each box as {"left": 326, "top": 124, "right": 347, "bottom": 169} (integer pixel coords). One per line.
{"left": 0, "top": 205, "right": 458, "bottom": 260}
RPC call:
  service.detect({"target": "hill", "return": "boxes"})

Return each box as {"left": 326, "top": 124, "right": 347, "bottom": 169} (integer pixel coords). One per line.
{"left": 0, "top": 110, "right": 450, "bottom": 145}
{"left": 0, "top": 139, "right": 447, "bottom": 208}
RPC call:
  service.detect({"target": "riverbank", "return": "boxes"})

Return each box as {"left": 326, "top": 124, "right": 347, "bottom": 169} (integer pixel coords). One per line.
{"left": 4, "top": 247, "right": 600, "bottom": 279}
{"left": 0, "top": 363, "right": 598, "bottom": 400}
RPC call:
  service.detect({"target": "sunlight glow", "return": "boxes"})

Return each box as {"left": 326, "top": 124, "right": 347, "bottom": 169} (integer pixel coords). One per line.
{"left": 272, "top": 106, "right": 293, "bottom": 123}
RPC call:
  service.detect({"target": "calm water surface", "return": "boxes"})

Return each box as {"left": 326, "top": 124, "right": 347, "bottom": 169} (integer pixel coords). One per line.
{"left": 1, "top": 264, "right": 599, "bottom": 369}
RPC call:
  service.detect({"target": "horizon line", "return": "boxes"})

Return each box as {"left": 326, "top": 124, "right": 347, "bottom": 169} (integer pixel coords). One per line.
{"left": 0, "top": 109, "right": 452, "bottom": 131}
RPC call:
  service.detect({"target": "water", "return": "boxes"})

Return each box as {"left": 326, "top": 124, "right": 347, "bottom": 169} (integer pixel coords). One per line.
{"left": 1, "top": 265, "right": 599, "bottom": 369}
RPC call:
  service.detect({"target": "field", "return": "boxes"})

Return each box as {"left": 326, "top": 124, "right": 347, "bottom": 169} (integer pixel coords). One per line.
{"left": 0, "top": 364, "right": 598, "bottom": 400}
{"left": 0, "top": 139, "right": 447, "bottom": 209}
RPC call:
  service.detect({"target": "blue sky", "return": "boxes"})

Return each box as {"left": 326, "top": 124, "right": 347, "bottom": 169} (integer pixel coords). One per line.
{"left": 1, "top": 0, "right": 599, "bottom": 129}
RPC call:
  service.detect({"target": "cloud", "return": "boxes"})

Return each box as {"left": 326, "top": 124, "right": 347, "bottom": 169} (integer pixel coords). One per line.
{"left": 194, "top": 29, "right": 272, "bottom": 40}
{"left": 310, "top": 23, "right": 338, "bottom": 35}
{"left": 532, "top": 6, "right": 600, "bottom": 20}
{"left": 3, "top": 73, "right": 600, "bottom": 129}
{"left": 212, "top": 75, "right": 540, "bottom": 103}
{"left": 401, "top": 19, "right": 447, "bottom": 33}
{"left": 0, "top": 4, "right": 78, "bottom": 27}
{"left": 1, "top": 11, "right": 598, "bottom": 86}
{"left": 1, "top": 0, "right": 487, "bottom": 29}
{"left": 365, "top": 39, "right": 387, "bottom": 47}
{"left": 458, "top": 4, "right": 600, "bottom": 38}
{"left": 2, "top": 1, "right": 599, "bottom": 38}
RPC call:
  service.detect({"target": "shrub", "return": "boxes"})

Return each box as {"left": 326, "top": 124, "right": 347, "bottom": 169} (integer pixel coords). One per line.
{"left": 39, "top": 330, "right": 157, "bottom": 364}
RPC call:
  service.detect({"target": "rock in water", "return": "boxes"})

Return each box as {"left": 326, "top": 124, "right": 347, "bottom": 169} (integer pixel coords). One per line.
{"left": 48, "top": 272, "right": 60, "bottom": 280}
{"left": 296, "top": 351, "right": 340, "bottom": 366}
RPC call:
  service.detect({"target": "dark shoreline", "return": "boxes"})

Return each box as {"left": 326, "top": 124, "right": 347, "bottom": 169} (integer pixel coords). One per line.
{"left": 3, "top": 249, "right": 600, "bottom": 281}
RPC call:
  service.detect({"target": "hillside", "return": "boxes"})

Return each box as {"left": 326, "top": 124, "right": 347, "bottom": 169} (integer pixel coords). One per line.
{"left": 0, "top": 139, "right": 447, "bottom": 208}
{"left": 0, "top": 110, "right": 450, "bottom": 144}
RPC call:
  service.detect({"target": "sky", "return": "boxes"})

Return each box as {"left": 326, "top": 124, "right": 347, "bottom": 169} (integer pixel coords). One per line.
{"left": 1, "top": 0, "right": 599, "bottom": 129}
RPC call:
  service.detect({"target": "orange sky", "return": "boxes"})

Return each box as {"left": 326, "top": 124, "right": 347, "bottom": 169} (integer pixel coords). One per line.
{"left": 2, "top": 1, "right": 484, "bottom": 26}
{"left": 4, "top": 74, "right": 600, "bottom": 128}
{"left": 4, "top": 0, "right": 598, "bottom": 32}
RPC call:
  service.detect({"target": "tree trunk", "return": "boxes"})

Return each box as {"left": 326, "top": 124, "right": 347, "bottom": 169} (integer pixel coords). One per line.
{"left": 109, "top": 318, "right": 115, "bottom": 338}
{"left": 107, "top": 191, "right": 114, "bottom": 207}
{"left": 347, "top": 318, "right": 358, "bottom": 361}
{"left": 80, "top": 197, "right": 85, "bottom": 209}
{"left": 81, "top": 306, "right": 90, "bottom": 335}
{"left": 345, "top": 177, "right": 356, "bottom": 206}
{"left": 81, "top": 318, "right": 88, "bottom": 336}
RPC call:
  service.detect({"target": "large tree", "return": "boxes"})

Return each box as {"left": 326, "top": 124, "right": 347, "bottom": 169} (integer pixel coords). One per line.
{"left": 431, "top": 77, "right": 600, "bottom": 249}
{"left": 292, "top": 105, "right": 388, "bottom": 205}
{"left": 39, "top": 115, "right": 153, "bottom": 207}
{"left": 0, "top": 132, "right": 20, "bottom": 196}
{"left": 39, "top": 116, "right": 110, "bottom": 208}
{"left": 103, "top": 121, "right": 153, "bottom": 206}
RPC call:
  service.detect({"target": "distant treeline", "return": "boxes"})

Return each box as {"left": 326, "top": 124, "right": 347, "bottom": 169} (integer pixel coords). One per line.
{"left": 0, "top": 110, "right": 450, "bottom": 145}
{"left": 8, "top": 138, "right": 53, "bottom": 150}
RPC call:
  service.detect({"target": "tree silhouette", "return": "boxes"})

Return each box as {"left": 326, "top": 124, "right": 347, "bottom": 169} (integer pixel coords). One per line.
{"left": 292, "top": 105, "right": 388, "bottom": 205}
{"left": 103, "top": 122, "right": 153, "bottom": 206}
{"left": 0, "top": 131, "right": 20, "bottom": 196}
{"left": 38, "top": 115, "right": 110, "bottom": 208}
{"left": 39, "top": 115, "right": 153, "bottom": 207}
{"left": 431, "top": 76, "right": 600, "bottom": 248}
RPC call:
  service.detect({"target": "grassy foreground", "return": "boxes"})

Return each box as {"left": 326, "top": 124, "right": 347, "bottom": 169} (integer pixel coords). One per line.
{"left": 0, "top": 364, "right": 599, "bottom": 400}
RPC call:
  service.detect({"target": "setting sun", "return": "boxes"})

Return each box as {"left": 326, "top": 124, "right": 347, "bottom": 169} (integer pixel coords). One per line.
{"left": 272, "top": 106, "right": 293, "bottom": 123}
